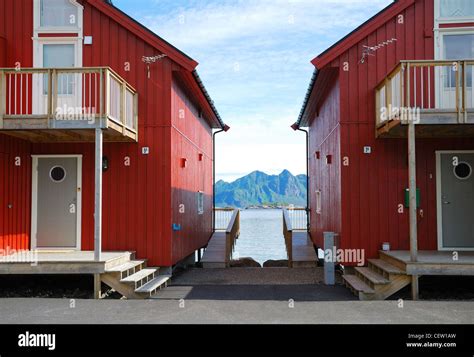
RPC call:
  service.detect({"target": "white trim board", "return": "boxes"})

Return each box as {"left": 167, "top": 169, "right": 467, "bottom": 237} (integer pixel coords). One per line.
{"left": 436, "top": 150, "right": 474, "bottom": 252}
{"left": 31, "top": 154, "right": 82, "bottom": 251}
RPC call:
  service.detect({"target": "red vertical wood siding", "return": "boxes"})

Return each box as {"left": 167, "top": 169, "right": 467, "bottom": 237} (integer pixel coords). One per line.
{"left": 170, "top": 76, "right": 213, "bottom": 264}
{"left": 308, "top": 0, "right": 474, "bottom": 263}
{"left": 0, "top": 136, "right": 32, "bottom": 252}
{"left": 308, "top": 79, "right": 342, "bottom": 249}
{"left": 0, "top": 0, "right": 216, "bottom": 267}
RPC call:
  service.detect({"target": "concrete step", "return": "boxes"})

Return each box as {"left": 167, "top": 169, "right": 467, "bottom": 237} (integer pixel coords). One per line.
{"left": 355, "top": 267, "right": 390, "bottom": 286}
{"left": 106, "top": 260, "right": 147, "bottom": 279}
{"left": 368, "top": 259, "right": 404, "bottom": 276}
{"left": 136, "top": 275, "right": 171, "bottom": 296}
{"left": 121, "top": 268, "right": 158, "bottom": 289}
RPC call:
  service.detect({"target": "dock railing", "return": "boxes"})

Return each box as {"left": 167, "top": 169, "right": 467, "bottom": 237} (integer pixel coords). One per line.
{"left": 214, "top": 208, "right": 240, "bottom": 265}
{"left": 282, "top": 208, "right": 293, "bottom": 267}
{"left": 286, "top": 207, "right": 308, "bottom": 231}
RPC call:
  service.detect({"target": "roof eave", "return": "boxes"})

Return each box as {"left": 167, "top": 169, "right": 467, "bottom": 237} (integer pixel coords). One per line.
{"left": 93, "top": 0, "right": 225, "bottom": 129}
{"left": 295, "top": 68, "right": 319, "bottom": 128}
{"left": 192, "top": 70, "right": 226, "bottom": 130}
{"left": 311, "top": 0, "right": 414, "bottom": 70}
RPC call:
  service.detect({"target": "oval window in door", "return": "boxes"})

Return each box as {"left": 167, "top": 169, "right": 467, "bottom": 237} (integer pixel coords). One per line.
{"left": 50, "top": 166, "right": 67, "bottom": 183}
{"left": 454, "top": 162, "right": 472, "bottom": 180}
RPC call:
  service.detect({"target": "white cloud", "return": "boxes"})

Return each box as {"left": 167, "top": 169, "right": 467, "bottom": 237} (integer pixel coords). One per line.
{"left": 118, "top": 0, "right": 393, "bottom": 181}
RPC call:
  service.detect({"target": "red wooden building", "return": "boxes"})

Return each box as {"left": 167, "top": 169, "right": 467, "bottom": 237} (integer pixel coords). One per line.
{"left": 295, "top": 0, "right": 474, "bottom": 299}
{"left": 0, "top": 0, "right": 228, "bottom": 295}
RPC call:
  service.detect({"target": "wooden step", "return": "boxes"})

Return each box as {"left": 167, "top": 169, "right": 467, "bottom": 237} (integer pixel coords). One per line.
{"left": 121, "top": 268, "right": 158, "bottom": 289}
{"left": 355, "top": 267, "right": 390, "bottom": 285}
{"left": 379, "top": 251, "right": 407, "bottom": 271}
{"left": 135, "top": 275, "right": 171, "bottom": 296}
{"left": 106, "top": 260, "right": 146, "bottom": 279}
{"left": 368, "top": 259, "right": 404, "bottom": 275}
{"left": 343, "top": 274, "right": 375, "bottom": 294}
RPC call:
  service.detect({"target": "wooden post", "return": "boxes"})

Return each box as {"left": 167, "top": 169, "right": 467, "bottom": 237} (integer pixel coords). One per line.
{"left": 323, "top": 232, "right": 336, "bottom": 285}
{"left": 94, "top": 128, "right": 103, "bottom": 262}
{"left": 462, "top": 61, "right": 467, "bottom": 123}
{"left": 408, "top": 120, "right": 419, "bottom": 300}
{"left": 94, "top": 274, "right": 102, "bottom": 300}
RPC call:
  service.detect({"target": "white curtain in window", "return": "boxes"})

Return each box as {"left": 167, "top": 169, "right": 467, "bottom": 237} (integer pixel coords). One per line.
{"left": 40, "top": 0, "right": 77, "bottom": 27}
{"left": 440, "top": 0, "right": 474, "bottom": 17}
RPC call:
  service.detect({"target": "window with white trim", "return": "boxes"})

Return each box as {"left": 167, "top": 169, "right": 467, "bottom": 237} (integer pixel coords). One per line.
{"left": 439, "top": 0, "right": 474, "bottom": 19}
{"left": 39, "top": 0, "right": 79, "bottom": 28}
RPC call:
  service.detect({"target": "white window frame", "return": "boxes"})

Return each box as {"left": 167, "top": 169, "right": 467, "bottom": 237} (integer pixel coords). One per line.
{"left": 435, "top": 28, "right": 474, "bottom": 60}
{"left": 33, "top": 0, "right": 83, "bottom": 35}
{"left": 434, "top": 0, "right": 474, "bottom": 25}
{"left": 436, "top": 150, "right": 474, "bottom": 251}
{"left": 32, "top": 38, "right": 82, "bottom": 114}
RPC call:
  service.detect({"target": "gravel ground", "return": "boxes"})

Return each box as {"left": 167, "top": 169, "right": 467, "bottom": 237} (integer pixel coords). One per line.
{"left": 0, "top": 268, "right": 473, "bottom": 301}
{"left": 171, "top": 267, "right": 342, "bottom": 285}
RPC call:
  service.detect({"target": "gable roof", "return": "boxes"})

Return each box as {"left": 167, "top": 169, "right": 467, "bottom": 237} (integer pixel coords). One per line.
{"left": 295, "top": 0, "right": 415, "bottom": 127}
{"left": 87, "top": 0, "right": 225, "bottom": 129}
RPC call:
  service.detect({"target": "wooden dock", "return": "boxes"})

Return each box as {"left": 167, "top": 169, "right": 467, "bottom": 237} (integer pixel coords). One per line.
{"left": 283, "top": 209, "right": 317, "bottom": 268}
{"left": 201, "top": 232, "right": 229, "bottom": 268}
{"left": 291, "top": 231, "right": 318, "bottom": 268}
{"left": 201, "top": 209, "right": 240, "bottom": 268}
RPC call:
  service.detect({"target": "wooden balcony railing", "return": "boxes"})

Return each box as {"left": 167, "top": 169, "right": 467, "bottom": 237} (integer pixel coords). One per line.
{"left": 0, "top": 67, "right": 138, "bottom": 141}
{"left": 375, "top": 60, "right": 474, "bottom": 132}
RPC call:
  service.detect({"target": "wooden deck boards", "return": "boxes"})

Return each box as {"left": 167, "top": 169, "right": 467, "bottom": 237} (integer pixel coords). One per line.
{"left": 380, "top": 251, "right": 474, "bottom": 276}
{"left": 0, "top": 251, "right": 133, "bottom": 274}
{"left": 201, "top": 232, "right": 228, "bottom": 268}
{"left": 291, "top": 231, "right": 317, "bottom": 267}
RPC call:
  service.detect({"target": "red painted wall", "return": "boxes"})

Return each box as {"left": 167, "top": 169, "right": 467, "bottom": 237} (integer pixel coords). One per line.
{"left": 308, "top": 0, "right": 474, "bottom": 263}
{"left": 308, "top": 78, "right": 342, "bottom": 249}
{"left": 171, "top": 76, "right": 214, "bottom": 263}
{"left": 0, "top": 0, "right": 216, "bottom": 267}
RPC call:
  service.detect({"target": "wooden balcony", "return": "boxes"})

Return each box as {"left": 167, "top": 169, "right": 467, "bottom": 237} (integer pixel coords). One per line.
{"left": 375, "top": 60, "right": 474, "bottom": 138}
{"left": 0, "top": 67, "right": 138, "bottom": 142}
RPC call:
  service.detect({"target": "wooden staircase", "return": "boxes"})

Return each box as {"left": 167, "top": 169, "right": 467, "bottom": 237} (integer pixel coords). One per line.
{"left": 343, "top": 253, "right": 411, "bottom": 300}
{"left": 101, "top": 256, "right": 171, "bottom": 299}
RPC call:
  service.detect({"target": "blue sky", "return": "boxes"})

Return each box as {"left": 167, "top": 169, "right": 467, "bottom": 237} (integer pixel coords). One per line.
{"left": 114, "top": 0, "right": 392, "bottom": 182}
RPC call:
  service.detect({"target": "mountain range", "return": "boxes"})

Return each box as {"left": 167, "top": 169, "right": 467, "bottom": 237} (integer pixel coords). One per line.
{"left": 215, "top": 170, "right": 307, "bottom": 208}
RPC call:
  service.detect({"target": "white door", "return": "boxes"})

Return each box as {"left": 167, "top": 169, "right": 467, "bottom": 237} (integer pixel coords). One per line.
{"left": 437, "top": 151, "right": 474, "bottom": 250}
{"left": 33, "top": 42, "right": 80, "bottom": 116}
{"left": 32, "top": 156, "right": 82, "bottom": 250}
{"left": 438, "top": 33, "right": 474, "bottom": 110}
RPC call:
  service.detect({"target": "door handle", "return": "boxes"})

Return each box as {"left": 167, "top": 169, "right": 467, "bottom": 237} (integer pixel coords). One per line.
{"left": 443, "top": 201, "right": 451, "bottom": 205}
